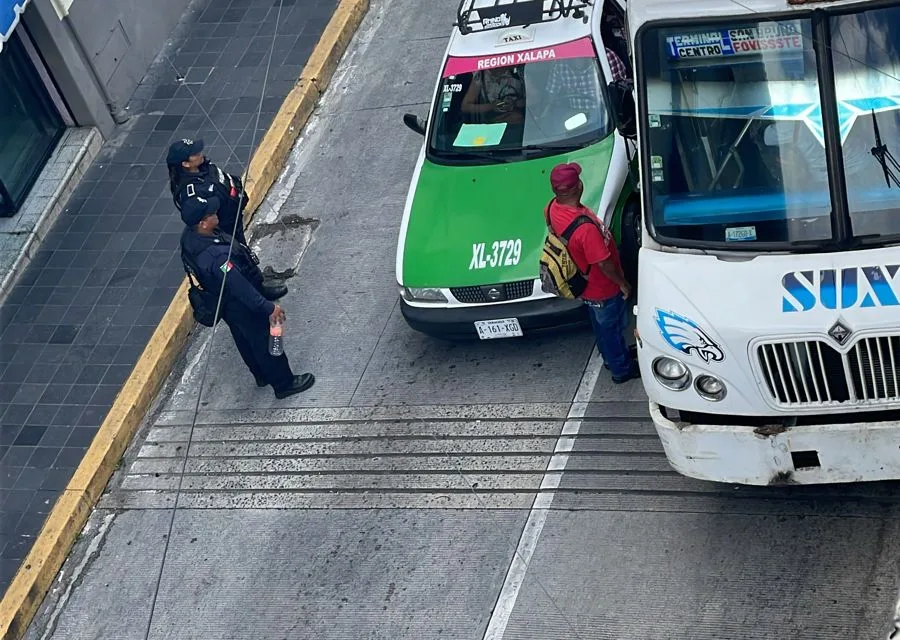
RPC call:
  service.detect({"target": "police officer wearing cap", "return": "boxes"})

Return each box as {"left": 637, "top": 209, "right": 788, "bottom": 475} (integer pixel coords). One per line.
{"left": 168, "top": 138, "right": 287, "bottom": 301}
{"left": 180, "top": 195, "right": 315, "bottom": 398}
{"left": 167, "top": 138, "right": 252, "bottom": 248}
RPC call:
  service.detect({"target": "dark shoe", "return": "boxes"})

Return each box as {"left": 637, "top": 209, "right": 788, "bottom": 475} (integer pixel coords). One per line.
{"left": 261, "top": 281, "right": 288, "bottom": 301}
{"left": 254, "top": 375, "right": 268, "bottom": 388}
{"left": 612, "top": 367, "right": 641, "bottom": 384}
{"left": 273, "top": 373, "right": 315, "bottom": 399}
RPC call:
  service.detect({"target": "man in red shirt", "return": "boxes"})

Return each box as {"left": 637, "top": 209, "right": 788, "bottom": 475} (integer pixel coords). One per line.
{"left": 547, "top": 162, "right": 640, "bottom": 383}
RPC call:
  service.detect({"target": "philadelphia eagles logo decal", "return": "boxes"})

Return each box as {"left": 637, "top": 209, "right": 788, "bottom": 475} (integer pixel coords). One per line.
{"left": 655, "top": 309, "right": 724, "bottom": 364}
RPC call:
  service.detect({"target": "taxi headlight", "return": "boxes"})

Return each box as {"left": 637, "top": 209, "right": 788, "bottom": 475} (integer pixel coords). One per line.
{"left": 652, "top": 356, "right": 691, "bottom": 391}
{"left": 403, "top": 287, "right": 447, "bottom": 302}
{"left": 695, "top": 374, "right": 727, "bottom": 401}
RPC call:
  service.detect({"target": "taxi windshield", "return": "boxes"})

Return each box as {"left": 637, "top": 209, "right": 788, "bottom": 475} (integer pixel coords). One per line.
{"left": 428, "top": 38, "right": 612, "bottom": 164}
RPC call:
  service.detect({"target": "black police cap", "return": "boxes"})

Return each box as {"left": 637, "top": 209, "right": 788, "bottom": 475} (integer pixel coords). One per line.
{"left": 181, "top": 195, "right": 220, "bottom": 227}
{"left": 167, "top": 138, "right": 205, "bottom": 166}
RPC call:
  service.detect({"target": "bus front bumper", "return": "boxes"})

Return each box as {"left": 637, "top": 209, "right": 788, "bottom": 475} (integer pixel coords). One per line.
{"left": 650, "top": 401, "right": 900, "bottom": 486}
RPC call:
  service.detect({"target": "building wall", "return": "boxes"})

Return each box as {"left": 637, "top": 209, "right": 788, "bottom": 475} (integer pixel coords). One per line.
{"left": 23, "top": 0, "right": 192, "bottom": 137}
{"left": 66, "top": 0, "right": 190, "bottom": 109}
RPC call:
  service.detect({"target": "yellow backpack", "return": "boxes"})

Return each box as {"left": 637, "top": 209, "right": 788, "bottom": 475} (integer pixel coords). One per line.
{"left": 539, "top": 200, "right": 593, "bottom": 299}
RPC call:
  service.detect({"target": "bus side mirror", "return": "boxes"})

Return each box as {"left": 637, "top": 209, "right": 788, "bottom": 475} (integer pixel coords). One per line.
{"left": 607, "top": 80, "right": 637, "bottom": 140}
{"left": 403, "top": 113, "right": 426, "bottom": 136}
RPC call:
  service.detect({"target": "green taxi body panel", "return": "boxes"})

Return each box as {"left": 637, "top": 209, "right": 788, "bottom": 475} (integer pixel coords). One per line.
{"left": 400, "top": 135, "right": 624, "bottom": 288}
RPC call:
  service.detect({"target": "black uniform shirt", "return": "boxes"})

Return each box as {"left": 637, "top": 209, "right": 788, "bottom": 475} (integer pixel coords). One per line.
{"left": 180, "top": 227, "right": 274, "bottom": 317}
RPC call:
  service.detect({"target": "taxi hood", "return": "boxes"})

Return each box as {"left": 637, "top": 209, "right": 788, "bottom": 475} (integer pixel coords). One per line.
{"left": 398, "top": 137, "right": 615, "bottom": 288}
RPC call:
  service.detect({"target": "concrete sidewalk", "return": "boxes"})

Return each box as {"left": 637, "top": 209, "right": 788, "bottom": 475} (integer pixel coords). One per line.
{"left": 0, "top": 0, "right": 338, "bottom": 612}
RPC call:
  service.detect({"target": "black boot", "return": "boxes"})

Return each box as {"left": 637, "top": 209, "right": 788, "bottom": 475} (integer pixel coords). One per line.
{"left": 261, "top": 280, "right": 288, "bottom": 300}
{"left": 254, "top": 374, "right": 268, "bottom": 388}
{"left": 274, "top": 373, "right": 316, "bottom": 399}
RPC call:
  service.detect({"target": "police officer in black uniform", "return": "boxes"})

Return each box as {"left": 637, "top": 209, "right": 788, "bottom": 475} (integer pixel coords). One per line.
{"left": 180, "top": 196, "right": 315, "bottom": 399}
{"left": 168, "top": 138, "right": 287, "bottom": 300}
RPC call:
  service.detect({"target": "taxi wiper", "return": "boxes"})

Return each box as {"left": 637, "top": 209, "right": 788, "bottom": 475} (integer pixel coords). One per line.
{"left": 522, "top": 142, "right": 584, "bottom": 153}
{"left": 870, "top": 109, "right": 900, "bottom": 188}
{"left": 431, "top": 148, "right": 513, "bottom": 164}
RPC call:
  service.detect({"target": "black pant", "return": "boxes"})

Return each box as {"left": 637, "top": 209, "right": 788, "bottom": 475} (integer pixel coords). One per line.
{"left": 222, "top": 302, "right": 293, "bottom": 390}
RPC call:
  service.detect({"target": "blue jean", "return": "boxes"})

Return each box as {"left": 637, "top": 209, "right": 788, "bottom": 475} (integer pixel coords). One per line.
{"left": 585, "top": 293, "right": 634, "bottom": 379}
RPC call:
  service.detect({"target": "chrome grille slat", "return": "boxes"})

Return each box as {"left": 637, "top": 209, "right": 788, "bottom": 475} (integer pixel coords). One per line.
{"left": 866, "top": 339, "right": 878, "bottom": 399}
{"left": 856, "top": 341, "right": 869, "bottom": 401}
{"left": 804, "top": 342, "right": 823, "bottom": 402}
{"left": 780, "top": 343, "right": 801, "bottom": 402}
{"left": 814, "top": 341, "right": 832, "bottom": 402}
{"left": 756, "top": 335, "right": 900, "bottom": 408}
{"left": 760, "top": 345, "right": 780, "bottom": 402}
{"left": 889, "top": 338, "right": 899, "bottom": 398}
{"left": 792, "top": 342, "right": 813, "bottom": 403}
{"left": 876, "top": 338, "right": 889, "bottom": 399}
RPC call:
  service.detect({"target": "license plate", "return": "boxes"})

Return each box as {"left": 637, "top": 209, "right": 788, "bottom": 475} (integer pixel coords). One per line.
{"left": 475, "top": 318, "right": 523, "bottom": 340}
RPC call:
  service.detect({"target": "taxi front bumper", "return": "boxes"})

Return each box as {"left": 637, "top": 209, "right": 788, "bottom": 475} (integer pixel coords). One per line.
{"left": 400, "top": 295, "right": 587, "bottom": 339}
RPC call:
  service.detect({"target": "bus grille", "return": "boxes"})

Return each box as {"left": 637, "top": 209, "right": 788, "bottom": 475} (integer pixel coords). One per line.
{"left": 450, "top": 280, "right": 535, "bottom": 304}
{"left": 756, "top": 336, "right": 900, "bottom": 407}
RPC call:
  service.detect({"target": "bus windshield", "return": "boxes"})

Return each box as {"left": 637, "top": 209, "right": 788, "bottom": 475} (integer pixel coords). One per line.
{"left": 427, "top": 38, "right": 613, "bottom": 165}
{"left": 640, "top": 10, "right": 900, "bottom": 249}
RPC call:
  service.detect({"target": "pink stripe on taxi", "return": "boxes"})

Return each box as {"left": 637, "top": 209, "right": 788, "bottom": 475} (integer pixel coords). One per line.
{"left": 442, "top": 36, "right": 595, "bottom": 77}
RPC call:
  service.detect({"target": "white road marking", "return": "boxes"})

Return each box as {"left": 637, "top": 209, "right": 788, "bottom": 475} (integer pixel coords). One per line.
{"left": 482, "top": 348, "right": 604, "bottom": 640}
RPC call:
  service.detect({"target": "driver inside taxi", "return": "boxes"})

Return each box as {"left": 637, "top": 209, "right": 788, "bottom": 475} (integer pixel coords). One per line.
{"left": 542, "top": 51, "right": 627, "bottom": 117}
{"left": 460, "top": 66, "right": 526, "bottom": 124}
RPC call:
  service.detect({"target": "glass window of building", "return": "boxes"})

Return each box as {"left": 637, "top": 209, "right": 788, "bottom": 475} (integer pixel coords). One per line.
{"left": 0, "top": 31, "right": 65, "bottom": 216}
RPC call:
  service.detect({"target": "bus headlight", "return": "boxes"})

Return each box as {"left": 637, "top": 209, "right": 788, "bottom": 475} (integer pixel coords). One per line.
{"left": 652, "top": 357, "right": 691, "bottom": 391}
{"left": 403, "top": 287, "right": 447, "bottom": 302}
{"left": 695, "top": 375, "right": 727, "bottom": 401}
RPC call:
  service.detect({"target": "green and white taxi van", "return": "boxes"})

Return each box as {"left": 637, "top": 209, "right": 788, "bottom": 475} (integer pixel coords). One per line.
{"left": 397, "top": 0, "right": 638, "bottom": 340}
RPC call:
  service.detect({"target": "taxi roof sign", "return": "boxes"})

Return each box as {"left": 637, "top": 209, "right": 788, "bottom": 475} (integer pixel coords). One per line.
{"left": 455, "top": 0, "right": 591, "bottom": 36}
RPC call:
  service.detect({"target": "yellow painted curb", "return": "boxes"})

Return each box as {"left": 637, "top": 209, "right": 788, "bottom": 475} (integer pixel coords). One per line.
{"left": 0, "top": 0, "right": 369, "bottom": 637}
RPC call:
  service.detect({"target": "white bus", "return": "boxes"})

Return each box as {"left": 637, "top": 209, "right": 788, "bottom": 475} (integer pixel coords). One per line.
{"left": 619, "top": 0, "right": 900, "bottom": 484}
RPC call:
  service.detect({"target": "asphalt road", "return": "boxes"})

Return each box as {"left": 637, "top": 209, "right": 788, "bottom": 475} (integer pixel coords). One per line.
{"left": 24, "top": 0, "right": 900, "bottom": 638}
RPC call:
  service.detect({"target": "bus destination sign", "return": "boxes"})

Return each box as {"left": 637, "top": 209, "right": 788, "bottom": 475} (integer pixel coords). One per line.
{"left": 666, "top": 22, "right": 804, "bottom": 60}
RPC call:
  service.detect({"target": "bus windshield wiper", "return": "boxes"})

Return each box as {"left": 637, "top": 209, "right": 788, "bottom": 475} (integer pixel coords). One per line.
{"left": 870, "top": 109, "right": 900, "bottom": 188}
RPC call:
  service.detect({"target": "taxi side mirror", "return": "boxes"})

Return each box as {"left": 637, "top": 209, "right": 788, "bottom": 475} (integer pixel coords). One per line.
{"left": 607, "top": 80, "right": 637, "bottom": 140}
{"left": 403, "top": 113, "right": 426, "bottom": 136}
